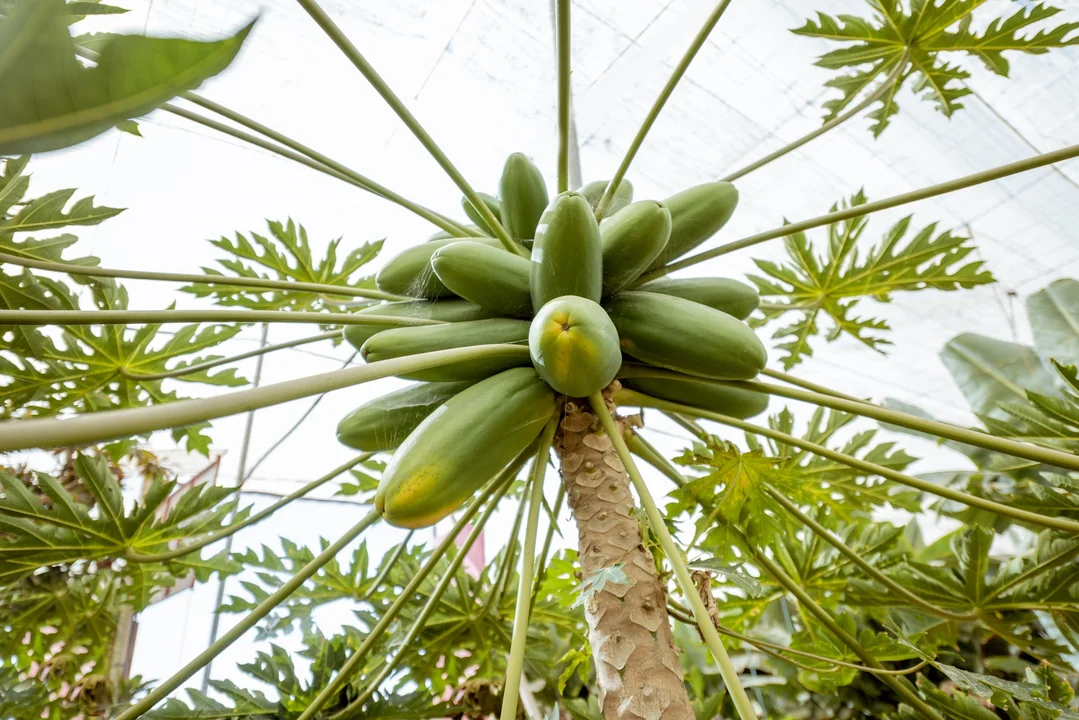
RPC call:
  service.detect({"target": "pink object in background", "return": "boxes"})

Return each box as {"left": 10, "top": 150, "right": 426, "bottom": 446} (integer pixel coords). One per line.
{"left": 435, "top": 523, "right": 485, "bottom": 578}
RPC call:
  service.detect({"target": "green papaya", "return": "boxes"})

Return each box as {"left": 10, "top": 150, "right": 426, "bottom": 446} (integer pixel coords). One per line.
{"left": 600, "top": 200, "right": 672, "bottom": 295}
{"left": 376, "top": 367, "right": 555, "bottom": 528}
{"left": 529, "top": 296, "right": 621, "bottom": 397}
{"left": 376, "top": 237, "right": 501, "bottom": 298}
{"left": 337, "top": 381, "right": 472, "bottom": 451}
{"left": 530, "top": 192, "right": 602, "bottom": 311}
{"left": 579, "top": 179, "right": 633, "bottom": 216}
{"left": 462, "top": 192, "right": 502, "bottom": 235}
{"left": 499, "top": 153, "right": 549, "bottom": 240}
{"left": 360, "top": 318, "right": 530, "bottom": 382}
{"left": 619, "top": 376, "right": 768, "bottom": 419}
{"left": 342, "top": 299, "right": 499, "bottom": 351}
{"left": 604, "top": 291, "right": 766, "bottom": 380}
{"left": 636, "top": 277, "right": 759, "bottom": 320}
{"left": 647, "top": 182, "right": 739, "bottom": 269}
{"left": 430, "top": 241, "right": 531, "bottom": 318}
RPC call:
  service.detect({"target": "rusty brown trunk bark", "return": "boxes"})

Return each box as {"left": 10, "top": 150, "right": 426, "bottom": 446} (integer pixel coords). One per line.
{"left": 557, "top": 393, "right": 694, "bottom": 720}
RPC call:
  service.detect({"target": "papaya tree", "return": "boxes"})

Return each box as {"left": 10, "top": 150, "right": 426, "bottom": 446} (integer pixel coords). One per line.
{"left": 2, "top": 0, "right": 1079, "bottom": 719}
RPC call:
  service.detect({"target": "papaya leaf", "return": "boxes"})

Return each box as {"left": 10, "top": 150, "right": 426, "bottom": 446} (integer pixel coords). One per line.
{"left": 180, "top": 218, "right": 382, "bottom": 313}
{"left": 1028, "top": 278, "right": 1079, "bottom": 366}
{"left": 750, "top": 191, "right": 992, "bottom": 369}
{"left": 115, "top": 119, "right": 141, "bottom": 137}
{"left": 0, "top": 278, "right": 246, "bottom": 452}
{"left": 0, "top": 455, "right": 240, "bottom": 586}
{"left": 0, "top": 0, "right": 254, "bottom": 155}
{"left": 940, "top": 333, "right": 1057, "bottom": 419}
{"left": 793, "top": 1, "right": 1079, "bottom": 136}
{"left": 571, "top": 562, "right": 630, "bottom": 608}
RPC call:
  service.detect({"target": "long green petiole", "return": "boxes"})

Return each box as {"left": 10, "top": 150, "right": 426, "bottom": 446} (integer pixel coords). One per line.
{"left": 763, "top": 486, "right": 979, "bottom": 621}
{"left": 500, "top": 414, "right": 559, "bottom": 720}
{"left": 115, "top": 509, "right": 381, "bottom": 720}
{"left": 760, "top": 367, "right": 863, "bottom": 402}
{"left": 178, "top": 94, "right": 473, "bottom": 237}
{"left": 482, "top": 470, "right": 531, "bottom": 618}
{"left": 625, "top": 429, "right": 686, "bottom": 487}
{"left": 69, "top": 41, "right": 470, "bottom": 239}
{"left": 0, "top": 308, "right": 441, "bottom": 328}
{"left": 335, "top": 477, "right": 512, "bottom": 718}
{"left": 637, "top": 141, "right": 1079, "bottom": 281}
{"left": 618, "top": 366, "right": 1079, "bottom": 473}
{"left": 555, "top": 0, "right": 571, "bottom": 194}
{"left": 527, "top": 482, "right": 566, "bottom": 618}
{"left": 122, "top": 331, "right": 341, "bottom": 382}
{"left": 743, "top": 535, "right": 944, "bottom": 720}
{"left": 0, "top": 345, "right": 530, "bottom": 452}
{"left": 294, "top": 0, "right": 527, "bottom": 258}
{"left": 618, "top": 389, "right": 1079, "bottom": 534}
{"left": 360, "top": 530, "right": 414, "bottom": 601}
{"left": 161, "top": 104, "right": 473, "bottom": 239}
{"left": 721, "top": 54, "right": 909, "bottom": 183}
{"left": 297, "top": 454, "right": 528, "bottom": 720}
{"left": 588, "top": 393, "right": 759, "bottom": 720}
{"left": 125, "top": 455, "right": 370, "bottom": 564}
{"left": 594, "top": 0, "right": 736, "bottom": 220}
{"left": 0, "top": 252, "right": 405, "bottom": 301}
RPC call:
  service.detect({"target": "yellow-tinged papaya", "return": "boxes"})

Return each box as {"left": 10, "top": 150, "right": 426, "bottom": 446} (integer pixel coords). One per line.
{"left": 579, "top": 179, "right": 633, "bottom": 216}
{"left": 529, "top": 296, "right": 621, "bottom": 397}
{"left": 376, "top": 367, "right": 555, "bottom": 528}
{"left": 636, "top": 277, "right": 759, "bottom": 320}
{"left": 530, "top": 192, "right": 602, "bottom": 311}
{"left": 462, "top": 192, "right": 502, "bottom": 235}
{"left": 604, "top": 291, "right": 766, "bottom": 380}
{"left": 647, "top": 182, "right": 738, "bottom": 269}
{"left": 619, "top": 376, "right": 768, "bottom": 419}
{"left": 360, "top": 318, "right": 530, "bottom": 382}
{"left": 376, "top": 237, "right": 501, "bottom": 298}
{"left": 430, "top": 241, "right": 532, "bottom": 317}
{"left": 499, "top": 153, "right": 549, "bottom": 240}
{"left": 342, "top": 299, "right": 499, "bottom": 351}
{"left": 336, "top": 381, "right": 472, "bottom": 451}
{"left": 600, "top": 200, "right": 671, "bottom": 295}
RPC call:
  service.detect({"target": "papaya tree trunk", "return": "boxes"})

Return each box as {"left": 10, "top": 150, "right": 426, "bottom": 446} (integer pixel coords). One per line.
{"left": 557, "top": 392, "right": 694, "bottom": 720}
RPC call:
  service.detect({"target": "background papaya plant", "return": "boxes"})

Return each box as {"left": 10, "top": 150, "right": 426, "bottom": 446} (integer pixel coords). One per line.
{"left": 2, "top": 1, "right": 1079, "bottom": 719}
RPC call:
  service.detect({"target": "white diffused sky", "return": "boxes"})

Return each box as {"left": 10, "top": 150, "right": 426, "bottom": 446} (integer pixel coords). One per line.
{"left": 16, "top": 0, "right": 1079, "bottom": 704}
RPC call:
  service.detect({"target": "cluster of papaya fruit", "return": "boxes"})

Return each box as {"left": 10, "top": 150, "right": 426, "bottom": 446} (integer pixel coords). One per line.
{"left": 337, "top": 153, "right": 770, "bottom": 528}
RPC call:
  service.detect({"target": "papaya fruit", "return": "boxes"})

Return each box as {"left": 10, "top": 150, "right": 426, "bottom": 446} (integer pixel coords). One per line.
{"left": 376, "top": 237, "right": 501, "bottom": 298}
{"left": 619, "top": 376, "right": 768, "bottom": 419}
{"left": 342, "top": 299, "right": 499, "bottom": 351}
{"left": 360, "top": 318, "right": 530, "bottom": 382}
{"left": 530, "top": 192, "right": 602, "bottom": 311}
{"left": 529, "top": 296, "right": 621, "bottom": 397}
{"left": 499, "top": 153, "right": 548, "bottom": 240}
{"left": 636, "top": 277, "right": 759, "bottom": 320}
{"left": 600, "top": 200, "right": 672, "bottom": 295}
{"left": 604, "top": 291, "right": 766, "bottom": 380}
{"left": 337, "top": 381, "right": 471, "bottom": 451}
{"left": 376, "top": 367, "right": 555, "bottom": 528}
{"left": 462, "top": 192, "right": 502, "bottom": 235}
{"left": 430, "top": 241, "right": 531, "bottom": 318}
{"left": 647, "top": 182, "right": 739, "bottom": 269}
{"left": 580, "top": 179, "right": 633, "bottom": 216}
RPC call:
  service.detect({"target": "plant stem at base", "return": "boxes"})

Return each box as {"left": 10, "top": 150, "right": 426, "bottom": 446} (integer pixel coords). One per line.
{"left": 588, "top": 393, "right": 759, "bottom": 720}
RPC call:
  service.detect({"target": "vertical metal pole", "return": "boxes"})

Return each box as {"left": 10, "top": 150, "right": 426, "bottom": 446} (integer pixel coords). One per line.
{"left": 199, "top": 323, "right": 269, "bottom": 692}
